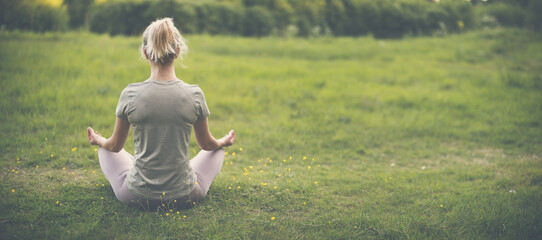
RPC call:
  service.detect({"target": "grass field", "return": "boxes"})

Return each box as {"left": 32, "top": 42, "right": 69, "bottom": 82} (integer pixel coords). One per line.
{"left": 1, "top": 28, "right": 541, "bottom": 239}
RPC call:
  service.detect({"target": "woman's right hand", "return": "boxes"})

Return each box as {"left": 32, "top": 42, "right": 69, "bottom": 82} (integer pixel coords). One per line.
{"left": 219, "top": 130, "right": 235, "bottom": 147}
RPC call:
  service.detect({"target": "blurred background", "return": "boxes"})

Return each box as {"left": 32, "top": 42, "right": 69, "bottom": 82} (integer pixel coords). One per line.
{"left": 1, "top": 0, "right": 541, "bottom": 38}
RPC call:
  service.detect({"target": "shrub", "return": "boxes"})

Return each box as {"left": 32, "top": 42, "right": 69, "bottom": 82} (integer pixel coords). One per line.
{"left": 0, "top": 0, "right": 68, "bottom": 32}
{"left": 63, "top": 0, "right": 94, "bottom": 29}
{"left": 483, "top": 2, "right": 525, "bottom": 27}
{"left": 89, "top": 1, "right": 150, "bottom": 36}
{"left": 195, "top": 2, "right": 244, "bottom": 35}
{"left": 526, "top": 0, "right": 542, "bottom": 31}
{"left": 324, "top": 0, "right": 348, "bottom": 36}
{"left": 142, "top": 0, "right": 198, "bottom": 34}
{"left": 243, "top": 6, "right": 275, "bottom": 37}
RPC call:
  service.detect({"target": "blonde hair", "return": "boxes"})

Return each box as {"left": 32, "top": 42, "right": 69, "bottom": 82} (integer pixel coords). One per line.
{"left": 140, "top": 18, "right": 188, "bottom": 66}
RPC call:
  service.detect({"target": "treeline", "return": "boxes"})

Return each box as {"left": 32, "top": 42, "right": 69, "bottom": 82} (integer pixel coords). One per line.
{"left": 1, "top": 0, "right": 541, "bottom": 38}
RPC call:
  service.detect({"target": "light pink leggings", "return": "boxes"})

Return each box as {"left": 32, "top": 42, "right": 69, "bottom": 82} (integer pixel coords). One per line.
{"left": 98, "top": 147, "right": 224, "bottom": 208}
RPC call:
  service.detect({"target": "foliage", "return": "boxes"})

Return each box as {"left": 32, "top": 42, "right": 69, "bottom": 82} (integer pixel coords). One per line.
{"left": 0, "top": 0, "right": 68, "bottom": 32}
{"left": 62, "top": 0, "right": 94, "bottom": 29}
{"left": 0, "top": 29, "right": 541, "bottom": 239}
{"left": 5, "top": 0, "right": 542, "bottom": 38}
{"left": 526, "top": 0, "right": 542, "bottom": 31}
{"left": 243, "top": 6, "right": 275, "bottom": 37}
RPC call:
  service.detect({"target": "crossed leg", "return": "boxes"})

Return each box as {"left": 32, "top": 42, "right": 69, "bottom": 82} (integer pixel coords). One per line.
{"left": 97, "top": 147, "right": 225, "bottom": 207}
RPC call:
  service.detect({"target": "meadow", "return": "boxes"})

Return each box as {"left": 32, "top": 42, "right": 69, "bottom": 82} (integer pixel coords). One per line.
{"left": 0, "top": 28, "right": 541, "bottom": 239}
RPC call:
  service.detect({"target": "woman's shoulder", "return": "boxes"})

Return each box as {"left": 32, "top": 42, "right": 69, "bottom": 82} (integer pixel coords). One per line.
{"left": 176, "top": 80, "right": 205, "bottom": 94}
{"left": 118, "top": 81, "right": 152, "bottom": 99}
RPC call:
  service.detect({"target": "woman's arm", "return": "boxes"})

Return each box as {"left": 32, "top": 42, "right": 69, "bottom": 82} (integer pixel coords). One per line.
{"left": 193, "top": 117, "right": 235, "bottom": 151}
{"left": 87, "top": 117, "right": 130, "bottom": 152}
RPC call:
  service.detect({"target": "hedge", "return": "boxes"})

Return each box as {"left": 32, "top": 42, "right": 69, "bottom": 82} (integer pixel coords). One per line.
{"left": 3, "top": 0, "right": 542, "bottom": 38}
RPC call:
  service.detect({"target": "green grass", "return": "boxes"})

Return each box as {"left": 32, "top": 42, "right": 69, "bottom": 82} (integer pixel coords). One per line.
{"left": 0, "top": 28, "right": 541, "bottom": 239}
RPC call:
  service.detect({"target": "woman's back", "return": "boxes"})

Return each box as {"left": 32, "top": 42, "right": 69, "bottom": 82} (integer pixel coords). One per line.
{"left": 117, "top": 78, "right": 210, "bottom": 199}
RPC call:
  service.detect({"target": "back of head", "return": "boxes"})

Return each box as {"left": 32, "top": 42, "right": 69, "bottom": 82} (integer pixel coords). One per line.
{"left": 140, "top": 18, "right": 188, "bottom": 66}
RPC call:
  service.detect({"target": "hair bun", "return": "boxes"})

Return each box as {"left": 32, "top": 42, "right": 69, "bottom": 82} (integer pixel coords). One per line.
{"left": 140, "top": 18, "right": 188, "bottom": 66}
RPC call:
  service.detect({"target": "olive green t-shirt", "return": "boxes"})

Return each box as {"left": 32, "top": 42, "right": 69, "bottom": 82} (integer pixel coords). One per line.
{"left": 116, "top": 78, "right": 210, "bottom": 200}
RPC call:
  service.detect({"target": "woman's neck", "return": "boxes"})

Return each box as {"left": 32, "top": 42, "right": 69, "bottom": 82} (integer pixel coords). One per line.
{"left": 149, "top": 62, "right": 177, "bottom": 81}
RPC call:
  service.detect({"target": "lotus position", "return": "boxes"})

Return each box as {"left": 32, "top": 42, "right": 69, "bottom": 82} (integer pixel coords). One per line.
{"left": 87, "top": 18, "right": 235, "bottom": 209}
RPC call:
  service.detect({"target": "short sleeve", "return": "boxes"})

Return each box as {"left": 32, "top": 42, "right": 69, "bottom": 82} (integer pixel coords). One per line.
{"left": 194, "top": 88, "right": 210, "bottom": 121}
{"left": 116, "top": 88, "right": 132, "bottom": 120}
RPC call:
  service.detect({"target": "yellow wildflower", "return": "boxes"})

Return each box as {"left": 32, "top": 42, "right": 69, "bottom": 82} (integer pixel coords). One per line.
{"left": 271, "top": 217, "right": 275, "bottom": 220}
{"left": 101, "top": 197, "right": 104, "bottom": 200}
{"left": 94, "top": 148, "right": 97, "bottom": 152}
{"left": 92, "top": 170, "right": 95, "bottom": 173}
{"left": 237, "top": 186, "right": 241, "bottom": 189}
{"left": 225, "top": 152, "right": 228, "bottom": 155}
{"left": 314, "top": 181, "right": 318, "bottom": 185}
{"left": 36, "top": 165, "right": 39, "bottom": 168}
{"left": 289, "top": 156, "right": 292, "bottom": 160}
{"left": 63, "top": 167, "right": 66, "bottom": 170}
{"left": 11, "top": 189, "right": 15, "bottom": 192}
{"left": 303, "top": 156, "right": 307, "bottom": 160}
{"left": 283, "top": 159, "right": 286, "bottom": 162}
{"left": 260, "top": 170, "right": 263, "bottom": 173}
{"left": 51, "top": 154, "right": 54, "bottom": 157}
{"left": 71, "top": 147, "right": 76, "bottom": 151}
{"left": 232, "top": 152, "right": 236, "bottom": 156}
{"left": 307, "top": 166, "right": 311, "bottom": 169}
{"left": 261, "top": 182, "right": 268, "bottom": 186}
{"left": 183, "top": 215, "right": 187, "bottom": 218}
{"left": 239, "top": 148, "right": 243, "bottom": 151}
{"left": 229, "top": 187, "right": 232, "bottom": 190}
{"left": 440, "top": 205, "right": 443, "bottom": 208}
{"left": 166, "top": 213, "right": 169, "bottom": 216}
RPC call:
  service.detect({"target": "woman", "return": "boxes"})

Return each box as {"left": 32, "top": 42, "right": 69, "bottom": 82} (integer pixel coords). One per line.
{"left": 87, "top": 18, "right": 235, "bottom": 209}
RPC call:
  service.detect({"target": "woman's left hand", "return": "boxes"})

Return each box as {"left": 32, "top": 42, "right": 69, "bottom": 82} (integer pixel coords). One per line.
{"left": 87, "top": 127, "right": 105, "bottom": 146}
